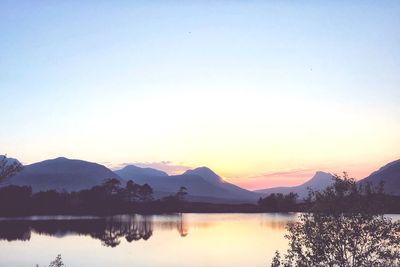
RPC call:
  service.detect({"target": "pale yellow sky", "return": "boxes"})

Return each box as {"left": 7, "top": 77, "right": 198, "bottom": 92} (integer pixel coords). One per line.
{"left": 7, "top": 90, "right": 399, "bottom": 190}
{"left": 1, "top": 1, "right": 399, "bottom": 190}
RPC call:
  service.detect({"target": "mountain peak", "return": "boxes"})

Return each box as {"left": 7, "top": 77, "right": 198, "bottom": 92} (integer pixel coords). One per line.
{"left": 304, "top": 171, "right": 333, "bottom": 187}
{"left": 184, "top": 167, "right": 222, "bottom": 184}
{"left": 53, "top": 157, "right": 69, "bottom": 161}
{"left": 7, "top": 158, "right": 119, "bottom": 192}
{"left": 310, "top": 171, "right": 333, "bottom": 180}
{"left": 191, "top": 166, "right": 217, "bottom": 175}
{"left": 115, "top": 165, "right": 168, "bottom": 182}
{"left": 121, "top": 165, "right": 141, "bottom": 171}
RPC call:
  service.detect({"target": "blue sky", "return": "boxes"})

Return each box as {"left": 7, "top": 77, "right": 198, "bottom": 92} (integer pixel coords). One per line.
{"left": 1, "top": 1, "right": 399, "bottom": 189}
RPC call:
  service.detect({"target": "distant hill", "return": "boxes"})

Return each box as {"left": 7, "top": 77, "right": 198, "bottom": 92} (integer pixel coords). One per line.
{"left": 184, "top": 167, "right": 222, "bottom": 184}
{"left": 114, "top": 165, "right": 259, "bottom": 203}
{"left": 5, "top": 157, "right": 120, "bottom": 192}
{"left": 115, "top": 165, "right": 168, "bottom": 183}
{"left": 358, "top": 159, "right": 400, "bottom": 195}
{"left": 254, "top": 171, "right": 334, "bottom": 200}
{"left": 184, "top": 167, "right": 258, "bottom": 200}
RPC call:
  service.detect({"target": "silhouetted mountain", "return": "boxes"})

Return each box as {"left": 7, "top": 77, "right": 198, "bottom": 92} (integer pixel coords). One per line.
{"left": 184, "top": 167, "right": 258, "bottom": 201}
{"left": 255, "top": 171, "right": 334, "bottom": 200}
{"left": 184, "top": 167, "right": 222, "bottom": 184}
{"left": 5, "top": 157, "right": 120, "bottom": 192}
{"left": 115, "top": 165, "right": 168, "bottom": 183}
{"left": 358, "top": 159, "right": 400, "bottom": 195}
{"left": 114, "top": 165, "right": 259, "bottom": 203}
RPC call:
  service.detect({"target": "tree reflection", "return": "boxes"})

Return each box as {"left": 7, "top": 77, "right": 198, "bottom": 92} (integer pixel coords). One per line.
{"left": 124, "top": 215, "right": 153, "bottom": 242}
{"left": 0, "top": 214, "right": 194, "bottom": 247}
{"left": 177, "top": 213, "right": 188, "bottom": 237}
{"left": 151, "top": 213, "right": 189, "bottom": 237}
{"left": 0, "top": 221, "right": 31, "bottom": 241}
{"left": 94, "top": 218, "right": 125, "bottom": 247}
{"left": 0, "top": 215, "right": 154, "bottom": 247}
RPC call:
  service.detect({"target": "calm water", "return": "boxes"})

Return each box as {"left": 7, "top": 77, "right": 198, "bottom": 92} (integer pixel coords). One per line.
{"left": 0, "top": 213, "right": 297, "bottom": 267}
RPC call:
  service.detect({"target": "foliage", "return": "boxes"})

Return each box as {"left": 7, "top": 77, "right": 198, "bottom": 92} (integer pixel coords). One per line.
{"left": 280, "top": 212, "right": 400, "bottom": 266}
{"left": 271, "top": 251, "right": 281, "bottom": 267}
{"left": 0, "top": 155, "right": 22, "bottom": 183}
{"left": 258, "top": 192, "right": 298, "bottom": 212}
{"left": 160, "top": 186, "right": 189, "bottom": 210}
{"left": 176, "top": 186, "right": 188, "bottom": 202}
{"left": 307, "top": 172, "right": 387, "bottom": 214}
{"left": 36, "top": 254, "right": 65, "bottom": 267}
{"left": 271, "top": 173, "right": 400, "bottom": 267}
{"left": 0, "top": 178, "right": 155, "bottom": 216}
{"left": 48, "top": 254, "right": 65, "bottom": 267}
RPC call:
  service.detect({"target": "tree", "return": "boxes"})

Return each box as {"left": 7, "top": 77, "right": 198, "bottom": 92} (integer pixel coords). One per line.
{"left": 0, "top": 155, "right": 22, "bottom": 183}
{"left": 124, "top": 180, "right": 141, "bottom": 202}
{"left": 101, "top": 178, "right": 122, "bottom": 196}
{"left": 138, "top": 183, "right": 153, "bottom": 202}
{"left": 176, "top": 186, "right": 188, "bottom": 202}
{"left": 271, "top": 173, "right": 400, "bottom": 267}
{"left": 258, "top": 192, "right": 298, "bottom": 211}
{"left": 0, "top": 185, "right": 32, "bottom": 215}
{"left": 48, "top": 254, "right": 65, "bottom": 267}
{"left": 271, "top": 251, "right": 281, "bottom": 267}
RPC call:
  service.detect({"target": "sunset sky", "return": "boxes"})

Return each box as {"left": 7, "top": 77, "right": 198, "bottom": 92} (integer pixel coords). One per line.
{"left": 1, "top": 1, "right": 399, "bottom": 190}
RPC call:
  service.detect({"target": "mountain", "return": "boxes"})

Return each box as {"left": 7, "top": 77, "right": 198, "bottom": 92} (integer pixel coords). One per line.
{"left": 114, "top": 165, "right": 259, "bottom": 203}
{"left": 4, "top": 157, "right": 120, "bottom": 192}
{"left": 115, "top": 165, "right": 168, "bottom": 183}
{"left": 184, "top": 167, "right": 258, "bottom": 200}
{"left": 358, "top": 159, "right": 400, "bottom": 195}
{"left": 255, "top": 171, "right": 334, "bottom": 200}
{"left": 184, "top": 167, "right": 222, "bottom": 184}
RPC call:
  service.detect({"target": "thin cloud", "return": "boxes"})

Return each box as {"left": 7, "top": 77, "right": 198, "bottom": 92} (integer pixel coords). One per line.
{"left": 235, "top": 168, "right": 318, "bottom": 190}
{"left": 111, "top": 161, "right": 192, "bottom": 175}
{"left": 256, "top": 168, "right": 315, "bottom": 179}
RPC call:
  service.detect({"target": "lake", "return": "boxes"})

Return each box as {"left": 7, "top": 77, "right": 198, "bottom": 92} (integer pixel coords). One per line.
{"left": 0, "top": 213, "right": 298, "bottom": 267}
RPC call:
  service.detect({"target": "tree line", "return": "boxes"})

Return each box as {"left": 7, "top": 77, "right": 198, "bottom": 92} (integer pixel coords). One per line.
{"left": 1, "top": 155, "right": 400, "bottom": 215}
{"left": 0, "top": 178, "right": 193, "bottom": 216}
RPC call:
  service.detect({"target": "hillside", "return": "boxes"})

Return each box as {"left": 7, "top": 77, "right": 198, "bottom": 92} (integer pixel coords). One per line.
{"left": 115, "top": 165, "right": 259, "bottom": 203}
{"left": 358, "top": 159, "right": 400, "bottom": 195}
{"left": 255, "top": 171, "right": 334, "bottom": 200}
{"left": 5, "top": 157, "right": 120, "bottom": 192}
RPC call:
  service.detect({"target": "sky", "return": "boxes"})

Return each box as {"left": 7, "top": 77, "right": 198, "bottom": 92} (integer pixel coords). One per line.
{"left": 0, "top": 1, "right": 399, "bottom": 190}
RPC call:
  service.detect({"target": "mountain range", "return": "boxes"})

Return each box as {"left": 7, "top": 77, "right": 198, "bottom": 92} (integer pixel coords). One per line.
{"left": 255, "top": 171, "right": 334, "bottom": 200}
{"left": 115, "top": 165, "right": 258, "bottom": 202}
{"left": 255, "top": 159, "right": 400, "bottom": 198}
{"left": 2, "top": 156, "right": 399, "bottom": 203}
{"left": 4, "top": 157, "right": 259, "bottom": 203}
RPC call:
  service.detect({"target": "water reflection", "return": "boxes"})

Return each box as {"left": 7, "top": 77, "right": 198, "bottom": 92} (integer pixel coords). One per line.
{"left": 0, "top": 215, "right": 159, "bottom": 247}
{"left": 0, "top": 213, "right": 299, "bottom": 267}
{"left": 259, "top": 213, "right": 298, "bottom": 230}
{"left": 0, "top": 213, "right": 295, "bottom": 247}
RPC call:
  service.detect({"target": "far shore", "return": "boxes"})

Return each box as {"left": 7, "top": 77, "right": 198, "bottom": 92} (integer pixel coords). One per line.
{"left": 1, "top": 200, "right": 400, "bottom": 218}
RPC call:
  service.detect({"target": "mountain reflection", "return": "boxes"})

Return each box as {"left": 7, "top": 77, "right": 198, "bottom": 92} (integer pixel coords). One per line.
{"left": 0, "top": 214, "right": 189, "bottom": 247}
